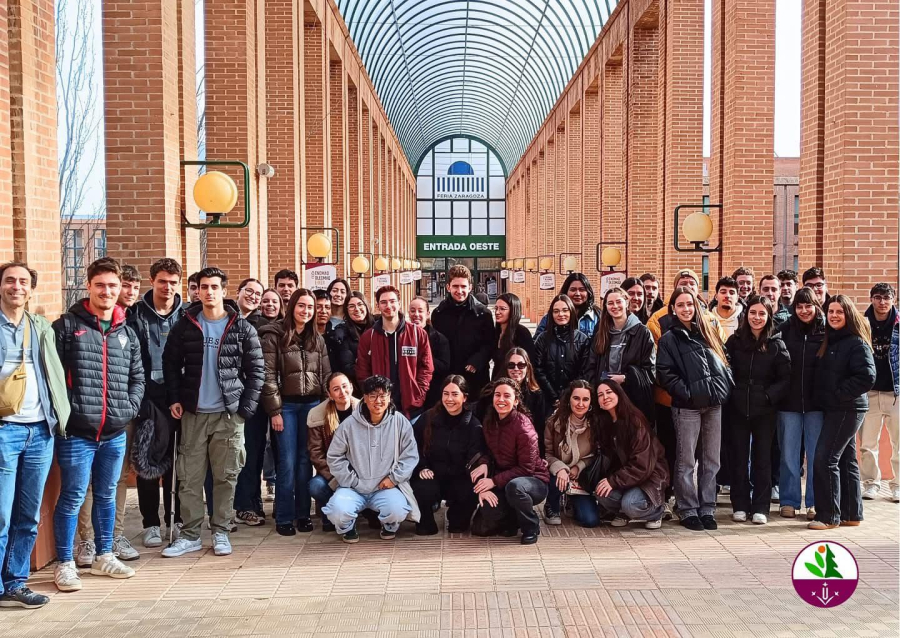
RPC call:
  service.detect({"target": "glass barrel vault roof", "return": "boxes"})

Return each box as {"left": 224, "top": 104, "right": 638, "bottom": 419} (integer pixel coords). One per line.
{"left": 336, "top": 0, "right": 617, "bottom": 170}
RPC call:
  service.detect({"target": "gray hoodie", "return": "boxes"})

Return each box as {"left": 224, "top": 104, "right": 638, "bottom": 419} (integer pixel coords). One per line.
{"left": 608, "top": 313, "right": 643, "bottom": 374}
{"left": 327, "top": 403, "right": 419, "bottom": 495}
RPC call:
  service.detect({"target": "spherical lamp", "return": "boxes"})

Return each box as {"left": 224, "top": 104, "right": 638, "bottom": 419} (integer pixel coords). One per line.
{"left": 414, "top": 261, "right": 420, "bottom": 270}
{"left": 193, "top": 171, "right": 238, "bottom": 214}
{"left": 562, "top": 255, "right": 578, "bottom": 273}
{"left": 600, "top": 247, "right": 622, "bottom": 270}
{"left": 307, "top": 233, "right": 332, "bottom": 260}
{"left": 391, "top": 257, "right": 402, "bottom": 271}
{"left": 539, "top": 257, "right": 553, "bottom": 271}
{"left": 374, "top": 256, "right": 389, "bottom": 271}
{"left": 402, "top": 259, "right": 411, "bottom": 270}
{"left": 514, "top": 258, "right": 524, "bottom": 270}
{"left": 525, "top": 258, "right": 537, "bottom": 272}
{"left": 501, "top": 260, "right": 507, "bottom": 269}
{"left": 683, "top": 212, "right": 714, "bottom": 247}
{"left": 351, "top": 255, "right": 370, "bottom": 275}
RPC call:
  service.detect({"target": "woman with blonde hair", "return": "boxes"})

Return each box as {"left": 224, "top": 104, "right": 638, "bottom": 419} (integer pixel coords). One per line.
{"left": 307, "top": 372, "right": 360, "bottom": 532}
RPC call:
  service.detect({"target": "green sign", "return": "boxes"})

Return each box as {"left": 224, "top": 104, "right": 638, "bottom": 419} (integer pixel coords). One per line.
{"left": 417, "top": 235, "right": 506, "bottom": 257}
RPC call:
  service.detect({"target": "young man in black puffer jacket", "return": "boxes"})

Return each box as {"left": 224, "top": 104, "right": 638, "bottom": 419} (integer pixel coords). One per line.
{"left": 52, "top": 257, "right": 144, "bottom": 591}
{"left": 161, "top": 267, "right": 264, "bottom": 558}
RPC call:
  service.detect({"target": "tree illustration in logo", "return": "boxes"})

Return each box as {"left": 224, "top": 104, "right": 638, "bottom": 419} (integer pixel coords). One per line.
{"left": 805, "top": 544, "right": 843, "bottom": 579}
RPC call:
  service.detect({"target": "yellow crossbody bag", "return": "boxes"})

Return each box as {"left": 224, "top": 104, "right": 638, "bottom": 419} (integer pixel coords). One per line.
{"left": 0, "top": 318, "right": 30, "bottom": 418}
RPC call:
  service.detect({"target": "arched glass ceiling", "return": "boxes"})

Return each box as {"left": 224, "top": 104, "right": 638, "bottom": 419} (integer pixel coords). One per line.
{"left": 336, "top": 0, "right": 617, "bottom": 170}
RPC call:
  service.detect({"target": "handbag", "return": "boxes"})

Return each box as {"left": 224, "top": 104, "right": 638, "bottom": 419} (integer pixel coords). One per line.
{"left": 0, "top": 318, "right": 30, "bottom": 418}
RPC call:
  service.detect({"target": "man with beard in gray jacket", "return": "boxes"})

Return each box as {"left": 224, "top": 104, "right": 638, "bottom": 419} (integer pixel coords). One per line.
{"left": 323, "top": 375, "right": 419, "bottom": 543}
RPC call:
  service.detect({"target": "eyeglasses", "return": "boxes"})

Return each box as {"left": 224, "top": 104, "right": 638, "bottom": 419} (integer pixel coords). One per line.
{"left": 507, "top": 362, "right": 527, "bottom": 370}
{"left": 872, "top": 295, "right": 894, "bottom": 302}
{"left": 806, "top": 282, "right": 826, "bottom": 290}
{"left": 366, "top": 392, "right": 389, "bottom": 402}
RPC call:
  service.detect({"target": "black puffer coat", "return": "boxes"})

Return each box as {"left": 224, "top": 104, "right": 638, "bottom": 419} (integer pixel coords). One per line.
{"left": 778, "top": 314, "right": 825, "bottom": 413}
{"left": 162, "top": 301, "right": 264, "bottom": 419}
{"left": 656, "top": 323, "right": 733, "bottom": 409}
{"left": 413, "top": 407, "right": 487, "bottom": 479}
{"left": 533, "top": 324, "right": 590, "bottom": 404}
{"left": 328, "top": 319, "right": 368, "bottom": 391}
{"left": 585, "top": 316, "right": 656, "bottom": 420}
{"left": 424, "top": 325, "right": 451, "bottom": 410}
{"left": 814, "top": 326, "right": 876, "bottom": 412}
{"left": 431, "top": 294, "right": 495, "bottom": 394}
{"left": 725, "top": 332, "right": 791, "bottom": 418}
{"left": 53, "top": 301, "right": 144, "bottom": 441}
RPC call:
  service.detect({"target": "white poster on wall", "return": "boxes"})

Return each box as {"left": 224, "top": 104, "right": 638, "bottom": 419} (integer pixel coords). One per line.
{"left": 500, "top": 269, "right": 509, "bottom": 280}
{"left": 539, "top": 273, "right": 556, "bottom": 291}
{"left": 304, "top": 264, "right": 336, "bottom": 291}
{"left": 600, "top": 271, "right": 626, "bottom": 297}
{"left": 512, "top": 270, "right": 525, "bottom": 284}
{"left": 373, "top": 273, "right": 391, "bottom": 289}
{"left": 412, "top": 270, "right": 422, "bottom": 281}
{"left": 400, "top": 271, "right": 413, "bottom": 285}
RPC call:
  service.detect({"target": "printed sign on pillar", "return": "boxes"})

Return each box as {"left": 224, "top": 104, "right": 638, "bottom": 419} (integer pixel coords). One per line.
{"left": 412, "top": 270, "right": 422, "bottom": 281}
{"left": 600, "top": 271, "right": 626, "bottom": 297}
{"left": 539, "top": 273, "right": 556, "bottom": 291}
{"left": 500, "top": 269, "right": 509, "bottom": 280}
{"left": 512, "top": 270, "right": 526, "bottom": 284}
{"left": 304, "top": 264, "right": 336, "bottom": 291}
{"left": 400, "top": 271, "right": 413, "bottom": 285}
{"left": 373, "top": 274, "right": 391, "bottom": 289}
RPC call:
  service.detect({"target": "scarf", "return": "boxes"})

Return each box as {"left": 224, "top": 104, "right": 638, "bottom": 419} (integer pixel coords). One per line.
{"left": 560, "top": 414, "right": 588, "bottom": 466}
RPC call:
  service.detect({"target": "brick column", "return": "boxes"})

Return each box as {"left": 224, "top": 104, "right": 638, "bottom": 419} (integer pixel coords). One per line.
{"left": 820, "top": 0, "right": 899, "bottom": 300}
{"left": 799, "top": 0, "right": 826, "bottom": 267}
{"left": 658, "top": 0, "right": 705, "bottom": 286}
{"left": 0, "top": 1, "right": 12, "bottom": 262}
{"left": 602, "top": 60, "right": 625, "bottom": 257}
{"left": 303, "top": 16, "right": 328, "bottom": 262}
{"left": 329, "top": 56, "right": 346, "bottom": 273}
{"left": 567, "top": 109, "right": 583, "bottom": 256}
{"left": 265, "top": 0, "right": 301, "bottom": 274}
{"left": 717, "top": 0, "right": 775, "bottom": 277}
{"left": 204, "top": 0, "right": 265, "bottom": 279}
{"left": 582, "top": 86, "right": 601, "bottom": 277}
{"left": 9, "top": 0, "right": 60, "bottom": 317}
{"left": 628, "top": 13, "right": 661, "bottom": 277}
{"left": 347, "top": 82, "right": 362, "bottom": 292}
{"left": 554, "top": 123, "right": 567, "bottom": 284}
{"left": 177, "top": 0, "right": 202, "bottom": 279}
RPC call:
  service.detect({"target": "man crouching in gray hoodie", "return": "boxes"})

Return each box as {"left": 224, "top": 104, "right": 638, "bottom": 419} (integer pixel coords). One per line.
{"left": 323, "top": 375, "right": 420, "bottom": 543}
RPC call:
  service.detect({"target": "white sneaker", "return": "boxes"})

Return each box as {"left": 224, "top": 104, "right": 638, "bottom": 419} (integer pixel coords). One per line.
{"left": 143, "top": 526, "right": 162, "bottom": 548}
{"left": 751, "top": 513, "right": 767, "bottom": 525}
{"left": 892, "top": 488, "right": 900, "bottom": 503}
{"left": 74, "top": 539, "right": 95, "bottom": 568}
{"left": 90, "top": 553, "right": 135, "bottom": 579}
{"left": 54, "top": 561, "right": 82, "bottom": 592}
{"left": 113, "top": 536, "right": 140, "bottom": 561}
{"left": 732, "top": 511, "right": 748, "bottom": 523}
{"left": 165, "top": 523, "right": 183, "bottom": 544}
{"left": 213, "top": 532, "right": 232, "bottom": 556}
{"left": 862, "top": 485, "right": 880, "bottom": 500}
{"left": 644, "top": 520, "right": 662, "bottom": 530}
{"left": 161, "top": 537, "right": 203, "bottom": 558}
{"left": 770, "top": 487, "right": 780, "bottom": 503}
{"left": 720, "top": 485, "right": 731, "bottom": 495}
{"left": 610, "top": 517, "right": 628, "bottom": 527}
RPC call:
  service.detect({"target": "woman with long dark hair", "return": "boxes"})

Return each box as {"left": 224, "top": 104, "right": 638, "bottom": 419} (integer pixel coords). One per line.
{"left": 408, "top": 296, "right": 451, "bottom": 411}
{"left": 656, "top": 287, "right": 733, "bottom": 531}
{"left": 534, "top": 294, "right": 590, "bottom": 406}
{"left": 777, "top": 287, "right": 826, "bottom": 520}
{"left": 809, "top": 295, "right": 876, "bottom": 530}
{"left": 534, "top": 272, "right": 602, "bottom": 338}
{"left": 411, "top": 375, "right": 486, "bottom": 535}
{"left": 326, "top": 278, "right": 351, "bottom": 328}
{"left": 724, "top": 295, "right": 791, "bottom": 525}
{"left": 586, "top": 287, "right": 656, "bottom": 420}
{"left": 594, "top": 380, "right": 669, "bottom": 529}
{"left": 330, "top": 292, "right": 374, "bottom": 393}
{"left": 621, "top": 277, "right": 651, "bottom": 324}
{"left": 259, "top": 288, "right": 331, "bottom": 535}
{"left": 542, "top": 380, "right": 602, "bottom": 527}
{"left": 492, "top": 293, "right": 535, "bottom": 378}
{"left": 470, "top": 378, "right": 550, "bottom": 544}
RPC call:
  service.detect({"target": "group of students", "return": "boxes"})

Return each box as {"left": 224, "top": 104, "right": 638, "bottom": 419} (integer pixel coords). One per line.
{"left": 0, "top": 257, "right": 896, "bottom": 610}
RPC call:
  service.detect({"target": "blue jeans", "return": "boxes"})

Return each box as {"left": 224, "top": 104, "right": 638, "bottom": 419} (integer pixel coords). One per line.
{"left": 54, "top": 432, "right": 127, "bottom": 561}
{"left": 322, "top": 487, "right": 410, "bottom": 534}
{"left": 597, "top": 487, "right": 664, "bottom": 521}
{"left": 778, "top": 411, "right": 823, "bottom": 509}
{"left": 274, "top": 402, "right": 317, "bottom": 524}
{"left": 308, "top": 474, "right": 334, "bottom": 506}
{"left": 546, "top": 479, "right": 602, "bottom": 528}
{"left": 234, "top": 407, "right": 268, "bottom": 512}
{"left": 0, "top": 421, "right": 54, "bottom": 594}
{"left": 673, "top": 405, "right": 722, "bottom": 518}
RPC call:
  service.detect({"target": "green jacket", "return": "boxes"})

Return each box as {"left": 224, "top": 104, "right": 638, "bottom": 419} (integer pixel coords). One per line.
{"left": 28, "top": 312, "right": 71, "bottom": 436}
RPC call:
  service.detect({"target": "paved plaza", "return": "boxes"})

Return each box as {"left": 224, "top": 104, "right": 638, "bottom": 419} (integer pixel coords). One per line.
{"left": 1, "top": 484, "right": 897, "bottom": 637}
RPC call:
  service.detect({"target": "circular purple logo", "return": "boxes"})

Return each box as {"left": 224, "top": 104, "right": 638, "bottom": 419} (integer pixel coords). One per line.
{"left": 792, "top": 541, "right": 859, "bottom": 607}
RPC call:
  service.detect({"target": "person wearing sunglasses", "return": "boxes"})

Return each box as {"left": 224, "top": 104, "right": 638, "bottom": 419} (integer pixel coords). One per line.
{"left": 323, "top": 376, "right": 420, "bottom": 543}
{"left": 495, "top": 348, "right": 548, "bottom": 455}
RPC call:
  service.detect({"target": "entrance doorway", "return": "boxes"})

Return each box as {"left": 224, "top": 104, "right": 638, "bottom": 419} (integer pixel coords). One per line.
{"left": 418, "top": 257, "right": 505, "bottom": 303}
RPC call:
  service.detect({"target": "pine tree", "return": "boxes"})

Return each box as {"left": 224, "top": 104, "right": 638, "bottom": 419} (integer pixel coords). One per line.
{"left": 823, "top": 544, "right": 843, "bottom": 578}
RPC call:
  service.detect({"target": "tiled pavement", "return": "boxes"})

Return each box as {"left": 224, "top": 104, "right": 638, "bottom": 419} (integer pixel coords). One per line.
{"left": 2, "top": 485, "right": 897, "bottom": 637}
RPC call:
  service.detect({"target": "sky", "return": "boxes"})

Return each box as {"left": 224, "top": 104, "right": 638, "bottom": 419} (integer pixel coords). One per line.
{"left": 60, "top": 0, "right": 802, "bottom": 219}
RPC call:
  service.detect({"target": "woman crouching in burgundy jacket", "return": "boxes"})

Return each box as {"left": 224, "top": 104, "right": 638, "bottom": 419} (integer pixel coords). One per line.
{"left": 471, "top": 378, "right": 550, "bottom": 544}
